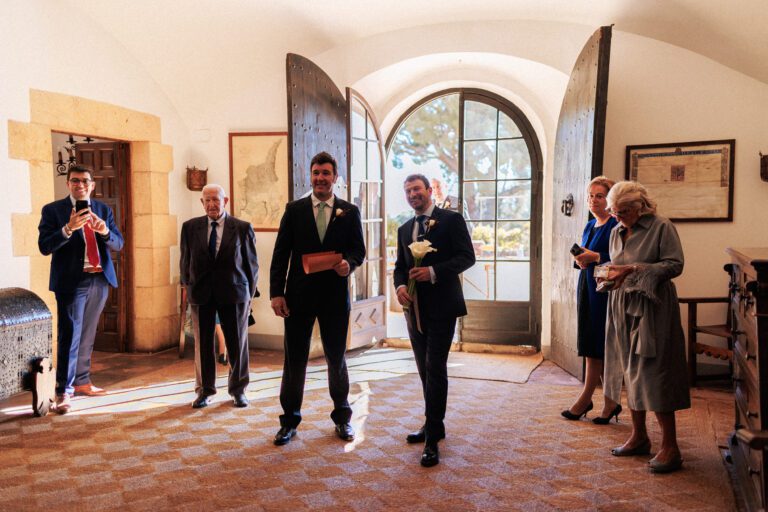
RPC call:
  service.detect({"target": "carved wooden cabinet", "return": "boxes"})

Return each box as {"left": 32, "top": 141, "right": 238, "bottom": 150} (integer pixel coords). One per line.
{"left": 727, "top": 247, "right": 768, "bottom": 511}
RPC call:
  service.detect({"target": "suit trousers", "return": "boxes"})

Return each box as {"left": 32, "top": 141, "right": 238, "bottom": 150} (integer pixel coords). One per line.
{"left": 191, "top": 300, "right": 251, "bottom": 397}
{"left": 279, "top": 309, "right": 352, "bottom": 428}
{"left": 55, "top": 273, "right": 109, "bottom": 395}
{"left": 406, "top": 312, "right": 457, "bottom": 440}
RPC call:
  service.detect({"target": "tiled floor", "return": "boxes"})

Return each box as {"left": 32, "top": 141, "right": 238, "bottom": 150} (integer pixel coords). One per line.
{"left": 0, "top": 346, "right": 737, "bottom": 511}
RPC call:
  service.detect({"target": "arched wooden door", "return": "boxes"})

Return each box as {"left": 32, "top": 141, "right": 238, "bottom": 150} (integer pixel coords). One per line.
{"left": 286, "top": 54, "right": 387, "bottom": 349}
{"left": 550, "top": 26, "right": 612, "bottom": 378}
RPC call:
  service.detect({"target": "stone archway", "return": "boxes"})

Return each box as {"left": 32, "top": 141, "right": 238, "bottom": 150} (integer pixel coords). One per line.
{"left": 8, "top": 89, "right": 178, "bottom": 354}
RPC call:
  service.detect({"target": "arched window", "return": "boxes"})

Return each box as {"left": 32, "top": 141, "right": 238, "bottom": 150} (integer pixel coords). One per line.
{"left": 386, "top": 89, "right": 542, "bottom": 347}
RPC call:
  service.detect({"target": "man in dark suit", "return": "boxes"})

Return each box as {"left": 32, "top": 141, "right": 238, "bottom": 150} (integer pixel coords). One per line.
{"left": 270, "top": 151, "right": 365, "bottom": 445}
{"left": 38, "top": 165, "right": 124, "bottom": 414}
{"left": 394, "top": 174, "right": 475, "bottom": 467}
{"left": 180, "top": 184, "right": 259, "bottom": 409}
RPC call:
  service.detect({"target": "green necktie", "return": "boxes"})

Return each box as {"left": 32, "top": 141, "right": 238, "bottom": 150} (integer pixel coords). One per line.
{"left": 316, "top": 202, "right": 327, "bottom": 242}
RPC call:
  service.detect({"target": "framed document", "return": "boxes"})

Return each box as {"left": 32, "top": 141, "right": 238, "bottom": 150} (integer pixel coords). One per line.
{"left": 229, "top": 132, "right": 288, "bottom": 231}
{"left": 626, "top": 139, "right": 735, "bottom": 222}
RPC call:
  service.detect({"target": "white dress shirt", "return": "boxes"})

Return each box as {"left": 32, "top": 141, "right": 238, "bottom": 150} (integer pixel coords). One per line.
{"left": 310, "top": 194, "right": 335, "bottom": 220}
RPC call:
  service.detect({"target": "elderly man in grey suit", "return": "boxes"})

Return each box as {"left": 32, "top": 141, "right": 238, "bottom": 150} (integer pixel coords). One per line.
{"left": 180, "top": 184, "right": 259, "bottom": 409}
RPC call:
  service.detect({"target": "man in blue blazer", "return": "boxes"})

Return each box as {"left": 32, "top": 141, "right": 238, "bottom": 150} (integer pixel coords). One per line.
{"left": 38, "top": 165, "right": 124, "bottom": 414}
{"left": 270, "top": 152, "right": 365, "bottom": 445}
{"left": 394, "top": 174, "right": 475, "bottom": 467}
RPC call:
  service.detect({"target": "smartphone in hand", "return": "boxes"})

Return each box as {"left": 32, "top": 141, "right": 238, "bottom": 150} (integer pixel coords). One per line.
{"left": 570, "top": 243, "right": 584, "bottom": 256}
{"left": 75, "top": 200, "right": 90, "bottom": 215}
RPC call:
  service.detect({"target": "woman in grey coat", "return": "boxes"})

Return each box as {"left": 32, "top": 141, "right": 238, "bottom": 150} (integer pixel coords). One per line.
{"left": 599, "top": 181, "right": 690, "bottom": 474}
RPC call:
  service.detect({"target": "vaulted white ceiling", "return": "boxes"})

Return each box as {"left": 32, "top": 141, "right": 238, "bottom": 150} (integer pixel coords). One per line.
{"left": 69, "top": 0, "right": 768, "bottom": 132}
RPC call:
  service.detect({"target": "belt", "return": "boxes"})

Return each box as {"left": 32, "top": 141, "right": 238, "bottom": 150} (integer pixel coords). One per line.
{"left": 83, "top": 267, "right": 103, "bottom": 274}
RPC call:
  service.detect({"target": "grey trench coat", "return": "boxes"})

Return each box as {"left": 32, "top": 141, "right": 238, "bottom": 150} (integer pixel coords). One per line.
{"left": 603, "top": 214, "right": 691, "bottom": 412}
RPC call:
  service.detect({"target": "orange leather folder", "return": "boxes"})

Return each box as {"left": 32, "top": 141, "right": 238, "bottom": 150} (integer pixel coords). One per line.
{"left": 302, "top": 251, "right": 342, "bottom": 274}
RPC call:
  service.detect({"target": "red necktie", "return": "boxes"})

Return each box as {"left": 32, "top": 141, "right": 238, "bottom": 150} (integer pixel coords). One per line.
{"left": 84, "top": 222, "right": 102, "bottom": 269}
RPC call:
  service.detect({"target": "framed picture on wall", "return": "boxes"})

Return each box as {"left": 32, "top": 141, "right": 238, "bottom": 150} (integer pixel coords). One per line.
{"left": 228, "top": 132, "right": 288, "bottom": 231}
{"left": 625, "top": 139, "right": 735, "bottom": 222}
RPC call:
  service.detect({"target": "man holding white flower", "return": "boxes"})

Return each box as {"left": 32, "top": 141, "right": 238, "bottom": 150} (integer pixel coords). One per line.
{"left": 394, "top": 174, "right": 475, "bottom": 467}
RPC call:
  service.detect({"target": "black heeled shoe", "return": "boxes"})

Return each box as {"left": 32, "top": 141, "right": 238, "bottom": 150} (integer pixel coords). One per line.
{"left": 561, "top": 401, "right": 593, "bottom": 420}
{"left": 592, "top": 404, "right": 622, "bottom": 425}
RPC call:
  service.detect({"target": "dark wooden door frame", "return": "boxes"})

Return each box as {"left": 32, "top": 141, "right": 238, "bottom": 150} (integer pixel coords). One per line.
{"left": 74, "top": 139, "right": 131, "bottom": 352}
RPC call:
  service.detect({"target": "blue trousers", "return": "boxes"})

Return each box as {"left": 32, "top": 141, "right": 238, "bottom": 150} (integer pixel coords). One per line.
{"left": 55, "top": 274, "right": 109, "bottom": 395}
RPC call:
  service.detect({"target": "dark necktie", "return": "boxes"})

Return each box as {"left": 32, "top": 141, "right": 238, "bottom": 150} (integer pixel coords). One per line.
{"left": 416, "top": 215, "right": 427, "bottom": 239}
{"left": 209, "top": 221, "right": 218, "bottom": 258}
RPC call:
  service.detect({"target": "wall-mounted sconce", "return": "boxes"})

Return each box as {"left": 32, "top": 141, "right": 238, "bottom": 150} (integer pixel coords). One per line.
{"left": 561, "top": 193, "right": 574, "bottom": 216}
{"left": 760, "top": 152, "right": 768, "bottom": 182}
{"left": 186, "top": 166, "right": 208, "bottom": 191}
{"left": 55, "top": 135, "right": 94, "bottom": 175}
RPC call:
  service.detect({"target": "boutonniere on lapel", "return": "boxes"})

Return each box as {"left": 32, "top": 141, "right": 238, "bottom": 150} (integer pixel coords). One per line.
{"left": 331, "top": 208, "right": 350, "bottom": 223}
{"left": 425, "top": 218, "right": 438, "bottom": 235}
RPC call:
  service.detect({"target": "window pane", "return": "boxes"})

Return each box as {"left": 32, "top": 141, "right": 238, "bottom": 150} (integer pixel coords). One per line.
{"left": 497, "top": 221, "right": 530, "bottom": 260}
{"left": 497, "top": 262, "right": 530, "bottom": 301}
{"left": 367, "top": 141, "right": 381, "bottom": 180}
{"left": 497, "top": 180, "right": 531, "bottom": 220}
{"left": 352, "top": 262, "right": 367, "bottom": 302}
{"left": 467, "top": 221, "right": 495, "bottom": 260}
{"left": 366, "top": 117, "right": 378, "bottom": 142}
{"left": 351, "top": 103, "right": 366, "bottom": 139}
{"left": 498, "top": 139, "right": 531, "bottom": 179}
{"left": 367, "top": 260, "right": 381, "bottom": 297}
{"left": 367, "top": 221, "right": 381, "bottom": 258}
{"left": 462, "top": 262, "right": 495, "bottom": 300}
{"left": 463, "top": 181, "right": 496, "bottom": 220}
{"left": 351, "top": 181, "right": 366, "bottom": 218}
{"left": 498, "top": 111, "right": 522, "bottom": 138}
{"left": 367, "top": 182, "right": 381, "bottom": 219}
{"left": 464, "top": 101, "right": 497, "bottom": 140}
{"left": 464, "top": 140, "right": 496, "bottom": 180}
{"left": 387, "top": 94, "right": 459, "bottom": 225}
{"left": 351, "top": 138, "right": 366, "bottom": 181}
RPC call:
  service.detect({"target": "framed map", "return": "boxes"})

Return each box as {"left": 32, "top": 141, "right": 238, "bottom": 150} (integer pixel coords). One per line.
{"left": 229, "top": 132, "right": 288, "bottom": 231}
{"left": 625, "top": 139, "right": 735, "bottom": 222}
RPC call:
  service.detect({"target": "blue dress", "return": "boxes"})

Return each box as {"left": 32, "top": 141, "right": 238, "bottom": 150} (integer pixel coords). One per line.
{"left": 576, "top": 216, "right": 617, "bottom": 359}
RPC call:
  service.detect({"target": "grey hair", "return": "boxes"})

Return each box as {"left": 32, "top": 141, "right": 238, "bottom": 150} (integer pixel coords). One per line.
{"left": 606, "top": 181, "right": 657, "bottom": 216}
{"left": 202, "top": 184, "right": 227, "bottom": 198}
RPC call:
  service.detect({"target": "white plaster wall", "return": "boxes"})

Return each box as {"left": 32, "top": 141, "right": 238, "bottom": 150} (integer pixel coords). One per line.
{"left": 0, "top": 1, "right": 192, "bottom": 291}
{"left": 604, "top": 31, "right": 768, "bottom": 334}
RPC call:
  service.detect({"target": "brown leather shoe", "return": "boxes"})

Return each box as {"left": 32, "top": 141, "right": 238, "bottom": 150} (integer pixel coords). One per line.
{"left": 73, "top": 383, "right": 107, "bottom": 397}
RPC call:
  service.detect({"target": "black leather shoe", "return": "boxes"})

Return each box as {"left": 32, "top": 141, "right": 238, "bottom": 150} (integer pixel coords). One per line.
{"left": 406, "top": 427, "right": 446, "bottom": 444}
{"left": 335, "top": 423, "right": 355, "bottom": 441}
{"left": 274, "top": 426, "right": 297, "bottom": 446}
{"left": 191, "top": 394, "right": 211, "bottom": 409}
{"left": 420, "top": 442, "right": 440, "bottom": 467}
{"left": 232, "top": 393, "right": 249, "bottom": 408}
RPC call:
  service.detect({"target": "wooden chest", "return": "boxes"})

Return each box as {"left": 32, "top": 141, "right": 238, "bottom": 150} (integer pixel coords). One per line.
{"left": 727, "top": 247, "right": 768, "bottom": 511}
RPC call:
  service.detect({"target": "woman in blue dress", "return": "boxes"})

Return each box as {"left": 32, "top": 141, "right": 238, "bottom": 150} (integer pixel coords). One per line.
{"left": 561, "top": 176, "right": 621, "bottom": 424}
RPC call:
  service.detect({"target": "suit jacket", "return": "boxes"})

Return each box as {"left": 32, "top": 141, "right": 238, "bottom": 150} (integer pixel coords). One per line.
{"left": 270, "top": 196, "right": 365, "bottom": 313}
{"left": 180, "top": 214, "right": 259, "bottom": 306}
{"left": 393, "top": 207, "right": 475, "bottom": 319}
{"left": 38, "top": 196, "right": 124, "bottom": 293}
